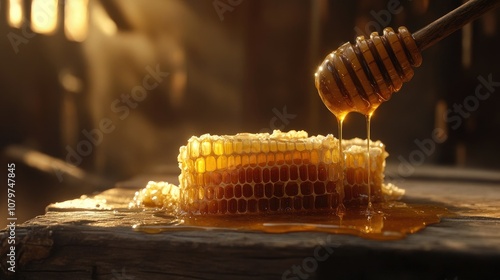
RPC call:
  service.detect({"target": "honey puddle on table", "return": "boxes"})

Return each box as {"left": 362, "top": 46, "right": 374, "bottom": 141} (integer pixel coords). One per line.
{"left": 132, "top": 201, "right": 451, "bottom": 240}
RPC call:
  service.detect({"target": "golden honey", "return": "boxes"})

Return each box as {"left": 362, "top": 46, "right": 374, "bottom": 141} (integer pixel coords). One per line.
{"left": 132, "top": 201, "right": 451, "bottom": 240}
{"left": 132, "top": 131, "right": 396, "bottom": 215}
{"left": 314, "top": 26, "right": 422, "bottom": 116}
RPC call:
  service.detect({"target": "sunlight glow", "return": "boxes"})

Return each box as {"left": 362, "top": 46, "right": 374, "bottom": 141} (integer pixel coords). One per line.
{"left": 31, "top": 0, "right": 58, "bottom": 34}
{"left": 64, "top": 0, "right": 89, "bottom": 42}
{"left": 8, "top": 0, "right": 23, "bottom": 28}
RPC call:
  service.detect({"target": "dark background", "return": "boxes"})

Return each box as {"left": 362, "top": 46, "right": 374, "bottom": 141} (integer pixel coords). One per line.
{"left": 1, "top": 0, "right": 499, "bottom": 227}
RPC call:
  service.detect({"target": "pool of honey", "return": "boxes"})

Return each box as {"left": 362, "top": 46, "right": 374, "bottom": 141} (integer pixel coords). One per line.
{"left": 132, "top": 201, "right": 451, "bottom": 240}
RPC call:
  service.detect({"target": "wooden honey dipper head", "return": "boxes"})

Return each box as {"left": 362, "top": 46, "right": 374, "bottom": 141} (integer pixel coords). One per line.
{"left": 314, "top": 26, "right": 422, "bottom": 118}
{"left": 314, "top": 0, "right": 499, "bottom": 119}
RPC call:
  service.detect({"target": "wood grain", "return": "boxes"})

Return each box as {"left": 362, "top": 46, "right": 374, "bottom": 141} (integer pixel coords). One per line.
{"left": 413, "top": 0, "right": 500, "bottom": 50}
{"left": 1, "top": 167, "right": 500, "bottom": 279}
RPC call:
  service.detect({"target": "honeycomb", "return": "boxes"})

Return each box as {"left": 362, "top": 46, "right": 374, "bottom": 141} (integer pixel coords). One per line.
{"left": 175, "top": 130, "right": 389, "bottom": 215}
{"left": 130, "top": 181, "right": 180, "bottom": 213}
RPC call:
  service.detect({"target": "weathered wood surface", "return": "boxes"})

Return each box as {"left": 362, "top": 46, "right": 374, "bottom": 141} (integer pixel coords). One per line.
{"left": 2, "top": 166, "right": 500, "bottom": 279}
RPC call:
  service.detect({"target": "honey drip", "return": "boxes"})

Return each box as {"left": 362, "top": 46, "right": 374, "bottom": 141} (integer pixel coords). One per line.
{"left": 336, "top": 116, "right": 346, "bottom": 217}
{"left": 314, "top": 26, "right": 422, "bottom": 116}
{"left": 315, "top": 26, "right": 422, "bottom": 214}
{"left": 366, "top": 113, "right": 374, "bottom": 214}
{"left": 132, "top": 201, "right": 451, "bottom": 240}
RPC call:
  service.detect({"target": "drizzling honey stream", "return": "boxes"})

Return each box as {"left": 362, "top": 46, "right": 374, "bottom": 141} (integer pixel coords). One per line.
{"left": 314, "top": 26, "right": 422, "bottom": 213}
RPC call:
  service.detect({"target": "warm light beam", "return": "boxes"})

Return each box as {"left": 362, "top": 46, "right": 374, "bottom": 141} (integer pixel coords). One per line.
{"left": 64, "top": 0, "right": 89, "bottom": 42}
{"left": 31, "top": 0, "right": 59, "bottom": 34}
{"left": 8, "top": 0, "right": 23, "bottom": 28}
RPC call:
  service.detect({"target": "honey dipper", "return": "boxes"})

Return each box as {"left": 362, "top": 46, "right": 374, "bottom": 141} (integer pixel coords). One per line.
{"left": 314, "top": 0, "right": 500, "bottom": 118}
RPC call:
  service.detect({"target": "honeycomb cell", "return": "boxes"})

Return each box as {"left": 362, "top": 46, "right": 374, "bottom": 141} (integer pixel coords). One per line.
{"left": 247, "top": 199, "right": 257, "bottom": 213}
{"left": 234, "top": 154, "right": 242, "bottom": 167}
{"left": 258, "top": 199, "right": 269, "bottom": 212}
{"left": 224, "top": 140, "right": 233, "bottom": 155}
{"left": 253, "top": 167, "right": 262, "bottom": 183}
{"left": 302, "top": 151, "right": 310, "bottom": 163}
{"left": 274, "top": 183, "right": 284, "bottom": 197}
{"left": 228, "top": 199, "right": 237, "bottom": 214}
{"left": 241, "top": 139, "right": 251, "bottom": 153}
{"left": 234, "top": 140, "right": 243, "bottom": 154}
{"left": 239, "top": 169, "right": 246, "bottom": 184}
{"left": 222, "top": 171, "right": 231, "bottom": 184}
{"left": 203, "top": 173, "right": 211, "bottom": 186}
{"left": 311, "top": 150, "right": 319, "bottom": 164}
{"left": 243, "top": 184, "right": 253, "bottom": 198}
{"left": 249, "top": 154, "right": 257, "bottom": 166}
{"left": 226, "top": 170, "right": 236, "bottom": 184}
{"left": 318, "top": 164, "right": 327, "bottom": 181}
{"left": 270, "top": 166, "right": 280, "bottom": 183}
{"left": 264, "top": 183, "right": 273, "bottom": 198}
{"left": 314, "top": 182, "right": 325, "bottom": 195}
{"left": 195, "top": 158, "right": 205, "bottom": 173}
{"left": 217, "top": 155, "right": 227, "bottom": 170}
{"left": 277, "top": 141, "right": 287, "bottom": 152}
{"left": 257, "top": 153, "right": 267, "bottom": 166}
{"left": 234, "top": 184, "right": 242, "bottom": 198}
{"left": 190, "top": 139, "right": 200, "bottom": 158}
{"left": 242, "top": 155, "right": 249, "bottom": 166}
{"left": 305, "top": 141, "right": 313, "bottom": 151}
{"left": 201, "top": 140, "right": 212, "bottom": 156}
{"left": 290, "top": 165, "right": 298, "bottom": 180}
{"left": 293, "top": 197, "right": 302, "bottom": 210}
{"left": 285, "top": 182, "right": 299, "bottom": 196}
{"left": 280, "top": 166, "right": 289, "bottom": 182}
{"left": 315, "top": 194, "right": 330, "bottom": 209}
{"left": 251, "top": 140, "right": 261, "bottom": 153}
{"left": 219, "top": 199, "right": 228, "bottom": 214}
{"left": 326, "top": 181, "right": 336, "bottom": 193}
{"left": 254, "top": 183, "right": 264, "bottom": 198}
{"left": 206, "top": 186, "right": 214, "bottom": 200}
{"left": 267, "top": 153, "right": 275, "bottom": 165}
{"left": 296, "top": 142, "right": 305, "bottom": 151}
{"left": 224, "top": 185, "right": 234, "bottom": 199}
{"left": 246, "top": 168, "right": 253, "bottom": 183}
{"left": 213, "top": 139, "right": 224, "bottom": 156}
{"left": 269, "top": 140, "right": 277, "bottom": 152}
{"left": 261, "top": 140, "right": 270, "bottom": 153}
{"left": 303, "top": 195, "right": 314, "bottom": 210}
{"left": 308, "top": 165, "right": 318, "bottom": 181}
{"left": 208, "top": 200, "right": 218, "bottom": 214}
{"left": 323, "top": 150, "right": 332, "bottom": 164}
{"left": 281, "top": 197, "right": 293, "bottom": 210}
{"left": 269, "top": 197, "right": 280, "bottom": 211}
{"left": 212, "top": 171, "right": 222, "bottom": 185}
{"left": 276, "top": 153, "right": 285, "bottom": 164}
{"left": 299, "top": 165, "right": 308, "bottom": 181}
{"left": 301, "top": 182, "right": 313, "bottom": 195}
{"left": 238, "top": 199, "right": 247, "bottom": 213}
{"left": 293, "top": 151, "right": 302, "bottom": 164}
{"left": 215, "top": 186, "right": 224, "bottom": 200}
{"left": 200, "top": 201, "right": 208, "bottom": 214}
{"left": 262, "top": 168, "right": 270, "bottom": 183}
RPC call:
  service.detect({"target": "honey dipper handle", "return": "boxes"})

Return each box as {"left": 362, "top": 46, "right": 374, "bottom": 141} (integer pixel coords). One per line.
{"left": 413, "top": 0, "right": 500, "bottom": 51}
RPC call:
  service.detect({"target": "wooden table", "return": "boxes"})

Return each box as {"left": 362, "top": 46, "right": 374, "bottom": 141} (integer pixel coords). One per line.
{"left": 2, "top": 166, "right": 500, "bottom": 279}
